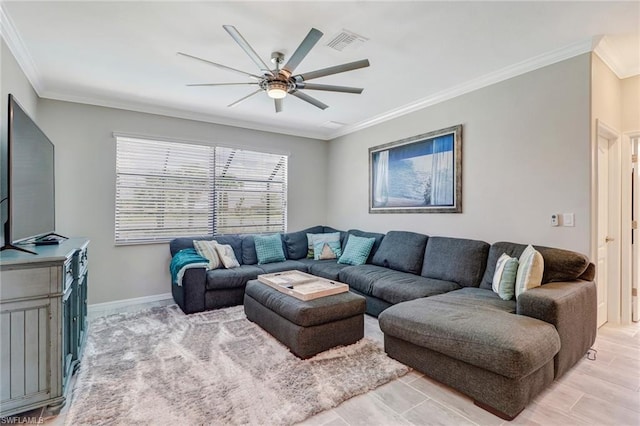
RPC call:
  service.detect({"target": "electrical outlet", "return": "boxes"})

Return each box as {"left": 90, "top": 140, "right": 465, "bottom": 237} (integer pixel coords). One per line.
{"left": 551, "top": 214, "right": 559, "bottom": 227}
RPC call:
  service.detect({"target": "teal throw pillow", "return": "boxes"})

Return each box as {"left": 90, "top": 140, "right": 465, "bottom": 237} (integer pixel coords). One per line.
{"left": 338, "top": 235, "right": 376, "bottom": 266}
{"left": 307, "top": 232, "right": 341, "bottom": 259}
{"left": 254, "top": 234, "right": 286, "bottom": 265}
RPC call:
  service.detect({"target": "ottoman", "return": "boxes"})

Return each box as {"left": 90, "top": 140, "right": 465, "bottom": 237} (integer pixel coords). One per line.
{"left": 244, "top": 279, "right": 366, "bottom": 359}
{"left": 378, "top": 297, "right": 561, "bottom": 419}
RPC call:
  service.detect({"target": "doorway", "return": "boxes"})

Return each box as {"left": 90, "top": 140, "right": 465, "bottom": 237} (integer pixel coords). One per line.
{"left": 596, "top": 120, "right": 621, "bottom": 327}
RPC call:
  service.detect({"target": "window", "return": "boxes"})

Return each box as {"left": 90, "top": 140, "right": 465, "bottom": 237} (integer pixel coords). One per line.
{"left": 115, "top": 136, "right": 287, "bottom": 244}
{"left": 214, "top": 146, "right": 288, "bottom": 235}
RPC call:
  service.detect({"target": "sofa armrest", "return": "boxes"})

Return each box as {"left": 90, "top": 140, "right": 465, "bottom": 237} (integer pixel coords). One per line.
{"left": 516, "top": 280, "right": 597, "bottom": 378}
{"left": 172, "top": 267, "right": 206, "bottom": 314}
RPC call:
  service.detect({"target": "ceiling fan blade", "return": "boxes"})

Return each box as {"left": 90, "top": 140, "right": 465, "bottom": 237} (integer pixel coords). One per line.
{"left": 297, "top": 83, "right": 363, "bottom": 94}
{"left": 228, "top": 89, "right": 263, "bottom": 108}
{"left": 282, "top": 28, "right": 323, "bottom": 76}
{"left": 290, "top": 91, "right": 328, "bottom": 110}
{"left": 178, "top": 52, "right": 261, "bottom": 79}
{"left": 223, "top": 25, "right": 273, "bottom": 75}
{"left": 274, "top": 98, "right": 283, "bottom": 113}
{"left": 186, "top": 82, "right": 259, "bottom": 87}
{"left": 297, "top": 59, "right": 370, "bottom": 81}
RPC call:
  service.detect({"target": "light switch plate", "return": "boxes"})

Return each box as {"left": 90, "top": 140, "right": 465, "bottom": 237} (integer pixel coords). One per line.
{"left": 562, "top": 213, "right": 575, "bottom": 227}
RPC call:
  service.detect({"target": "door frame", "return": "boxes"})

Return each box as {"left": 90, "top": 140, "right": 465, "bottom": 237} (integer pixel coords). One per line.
{"left": 594, "top": 119, "right": 622, "bottom": 324}
{"left": 624, "top": 131, "right": 640, "bottom": 323}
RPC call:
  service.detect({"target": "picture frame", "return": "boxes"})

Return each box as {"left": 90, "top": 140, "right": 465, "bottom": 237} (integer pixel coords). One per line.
{"left": 369, "top": 124, "right": 462, "bottom": 214}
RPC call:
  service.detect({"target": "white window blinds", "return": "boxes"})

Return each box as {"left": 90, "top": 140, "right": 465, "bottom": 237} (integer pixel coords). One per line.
{"left": 115, "top": 136, "right": 287, "bottom": 245}
{"left": 214, "top": 146, "right": 287, "bottom": 235}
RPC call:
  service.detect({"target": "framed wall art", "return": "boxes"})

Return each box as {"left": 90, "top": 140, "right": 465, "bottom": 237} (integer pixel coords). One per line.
{"left": 369, "top": 124, "right": 462, "bottom": 213}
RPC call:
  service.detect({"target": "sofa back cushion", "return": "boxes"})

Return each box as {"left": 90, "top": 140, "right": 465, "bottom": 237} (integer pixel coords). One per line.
{"left": 421, "top": 237, "right": 490, "bottom": 287}
{"left": 345, "top": 229, "right": 385, "bottom": 263}
{"left": 480, "top": 242, "right": 592, "bottom": 289}
{"left": 282, "top": 226, "right": 325, "bottom": 259}
{"left": 209, "top": 236, "right": 243, "bottom": 265}
{"left": 170, "top": 237, "right": 198, "bottom": 256}
{"left": 241, "top": 235, "right": 258, "bottom": 265}
{"left": 170, "top": 235, "right": 243, "bottom": 263}
{"left": 372, "top": 231, "right": 428, "bottom": 274}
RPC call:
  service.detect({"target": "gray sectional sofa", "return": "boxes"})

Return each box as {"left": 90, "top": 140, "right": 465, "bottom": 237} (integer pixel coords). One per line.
{"left": 169, "top": 225, "right": 596, "bottom": 419}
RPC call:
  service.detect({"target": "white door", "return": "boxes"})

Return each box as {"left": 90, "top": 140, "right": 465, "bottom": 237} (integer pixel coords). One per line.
{"left": 597, "top": 136, "right": 610, "bottom": 327}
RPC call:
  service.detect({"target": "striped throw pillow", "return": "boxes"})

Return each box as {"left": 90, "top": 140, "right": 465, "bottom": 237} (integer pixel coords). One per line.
{"left": 193, "top": 240, "right": 221, "bottom": 270}
{"left": 492, "top": 253, "right": 518, "bottom": 300}
{"left": 515, "top": 245, "right": 544, "bottom": 299}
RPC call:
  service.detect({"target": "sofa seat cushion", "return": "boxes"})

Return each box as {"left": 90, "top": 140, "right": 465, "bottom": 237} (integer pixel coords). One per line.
{"left": 245, "top": 280, "right": 365, "bottom": 327}
{"left": 379, "top": 298, "right": 560, "bottom": 379}
{"left": 205, "top": 265, "right": 264, "bottom": 290}
{"left": 338, "top": 264, "right": 396, "bottom": 295}
{"left": 307, "top": 260, "right": 352, "bottom": 281}
{"left": 371, "top": 273, "right": 460, "bottom": 305}
{"left": 257, "top": 260, "right": 309, "bottom": 274}
{"left": 428, "top": 287, "right": 516, "bottom": 313}
{"left": 372, "top": 231, "right": 429, "bottom": 274}
{"left": 421, "top": 237, "right": 490, "bottom": 287}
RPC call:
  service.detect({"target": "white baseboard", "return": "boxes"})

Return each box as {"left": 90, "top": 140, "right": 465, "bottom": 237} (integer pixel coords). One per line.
{"left": 88, "top": 293, "right": 173, "bottom": 318}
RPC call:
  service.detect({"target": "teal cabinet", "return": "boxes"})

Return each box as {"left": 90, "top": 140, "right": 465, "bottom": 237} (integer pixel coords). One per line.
{"left": 0, "top": 238, "right": 89, "bottom": 417}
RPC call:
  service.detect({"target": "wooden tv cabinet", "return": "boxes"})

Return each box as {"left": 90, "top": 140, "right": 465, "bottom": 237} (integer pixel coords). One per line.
{"left": 0, "top": 238, "right": 89, "bottom": 417}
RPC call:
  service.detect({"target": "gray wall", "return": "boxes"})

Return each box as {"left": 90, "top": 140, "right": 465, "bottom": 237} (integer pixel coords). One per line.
{"left": 326, "top": 54, "right": 592, "bottom": 255}
{"left": 35, "top": 99, "right": 327, "bottom": 304}
{"left": 1, "top": 39, "right": 40, "bottom": 245}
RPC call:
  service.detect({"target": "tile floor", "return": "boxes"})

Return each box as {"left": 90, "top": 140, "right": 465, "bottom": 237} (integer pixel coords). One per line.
{"left": 5, "top": 309, "right": 639, "bottom": 426}
{"left": 301, "top": 316, "right": 640, "bottom": 426}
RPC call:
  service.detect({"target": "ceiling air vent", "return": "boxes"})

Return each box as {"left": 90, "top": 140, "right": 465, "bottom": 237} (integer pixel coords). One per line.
{"left": 321, "top": 121, "right": 347, "bottom": 129}
{"left": 326, "top": 29, "right": 368, "bottom": 52}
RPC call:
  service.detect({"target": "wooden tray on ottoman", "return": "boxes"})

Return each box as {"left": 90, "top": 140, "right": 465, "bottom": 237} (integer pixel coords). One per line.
{"left": 257, "top": 270, "right": 348, "bottom": 301}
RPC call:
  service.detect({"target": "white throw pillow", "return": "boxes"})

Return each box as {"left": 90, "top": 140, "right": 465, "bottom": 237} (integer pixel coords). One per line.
{"left": 515, "top": 245, "right": 544, "bottom": 299}
{"left": 214, "top": 243, "right": 240, "bottom": 269}
{"left": 193, "top": 240, "right": 221, "bottom": 270}
{"left": 492, "top": 253, "right": 518, "bottom": 300}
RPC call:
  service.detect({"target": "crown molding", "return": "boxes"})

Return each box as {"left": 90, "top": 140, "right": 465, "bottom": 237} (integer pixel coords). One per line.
{"left": 328, "top": 38, "right": 595, "bottom": 140}
{"left": 39, "top": 89, "right": 328, "bottom": 140}
{"left": 593, "top": 36, "right": 640, "bottom": 79}
{"left": 0, "top": 3, "right": 43, "bottom": 94}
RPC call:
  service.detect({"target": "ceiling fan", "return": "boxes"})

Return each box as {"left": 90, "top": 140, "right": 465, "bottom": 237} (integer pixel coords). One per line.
{"left": 178, "top": 25, "right": 370, "bottom": 113}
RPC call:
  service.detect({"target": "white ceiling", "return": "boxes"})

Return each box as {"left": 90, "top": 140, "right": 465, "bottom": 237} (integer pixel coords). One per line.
{"left": 2, "top": 1, "right": 639, "bottom": 140}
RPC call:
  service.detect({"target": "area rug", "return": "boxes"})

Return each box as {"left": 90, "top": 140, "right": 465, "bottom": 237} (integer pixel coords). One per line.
{"left": 65, "top": 305, "right": 409, "bottom": 425}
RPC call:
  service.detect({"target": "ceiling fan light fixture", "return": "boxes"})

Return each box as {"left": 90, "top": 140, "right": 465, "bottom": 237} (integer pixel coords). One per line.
{"left": 267, "top": 81, "right": 288, "bottom": 99}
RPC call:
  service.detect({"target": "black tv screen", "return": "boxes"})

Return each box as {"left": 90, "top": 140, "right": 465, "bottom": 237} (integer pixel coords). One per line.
{"left": 7, "top": 94, "right": 55, "bottom": 243}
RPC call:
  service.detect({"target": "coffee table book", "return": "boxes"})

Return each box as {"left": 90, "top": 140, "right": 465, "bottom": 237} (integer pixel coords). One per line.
{"left": 257, "top": 270, "right": 349, "bottom": 301}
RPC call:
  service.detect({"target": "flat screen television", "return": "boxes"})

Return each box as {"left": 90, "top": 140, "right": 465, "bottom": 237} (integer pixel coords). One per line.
{"left": 1, "top": 94, "right": 57, "bottom": 254}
